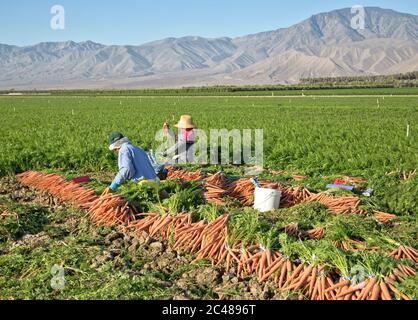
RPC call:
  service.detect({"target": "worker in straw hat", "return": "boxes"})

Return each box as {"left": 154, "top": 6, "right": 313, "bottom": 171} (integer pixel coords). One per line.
{"left": 108, "top": 132, "right": 160, "bottom": 191}
{"left": 161, "top": 115, "right": 196, "bottom": 164}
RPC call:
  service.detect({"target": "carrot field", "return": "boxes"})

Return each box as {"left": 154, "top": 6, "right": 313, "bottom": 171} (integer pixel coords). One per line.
{"left": 0, "top": 94, "right": 417, "bottom": 300}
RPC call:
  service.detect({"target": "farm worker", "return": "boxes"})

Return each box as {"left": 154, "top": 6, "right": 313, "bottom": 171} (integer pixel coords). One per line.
{"left": 146, "top": 150, "right": 168, "bottom": 180}
{"left": 108, "top": 132, "right": 160, "bottom": 191}
{"left": 161, "top": 115, "right": 196, "bottom": 164}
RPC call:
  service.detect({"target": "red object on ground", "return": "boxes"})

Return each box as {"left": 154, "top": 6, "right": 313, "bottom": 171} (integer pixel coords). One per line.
{"left": 334, "top": 179, "right": 345, "bottom": 185}
{"left": 72, "top": 176, "right": 91, "bottom": 184}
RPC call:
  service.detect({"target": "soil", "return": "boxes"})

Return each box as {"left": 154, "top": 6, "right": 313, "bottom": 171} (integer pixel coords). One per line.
{"left": 0, "top": 176, "right": 289, "bottom": 300}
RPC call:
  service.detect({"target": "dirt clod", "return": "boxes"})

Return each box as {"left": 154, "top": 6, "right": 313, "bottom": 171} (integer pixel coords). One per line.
{"left": 149, "top": 241, "right": 164, "bottom": 254}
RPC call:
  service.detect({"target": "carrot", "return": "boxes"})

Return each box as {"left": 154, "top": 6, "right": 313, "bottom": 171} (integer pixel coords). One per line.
{"left": 208, "top": 239, "right": 224, "bottom": 258}
{"left": 311, "top": 277, "right": 320, "bottom": 300}
{"left": 377, "top": 282, "right": 391, "bottom": 300}
{"left": 399, "top": 264, "right": 416, "bottom": 277}
{"left": 216, "top": 250, "right": 228, "bottom": 267}
{"left": 266, "top": 249, "right": 272, "bottom": 267}
{"left": 336, "top": 281, "right": 366, "bottom": 299}
{"left": 226, "top": 253, "right": 231, "bottom": 271}
{"left": 292, "top": 262, "right": 305, "bottom": 277}
{"left": 285, "top": 264, "right": 313, "bottom": 291}
{"left": 226, "top": 249, "right": 240, "bottom": 266}
{"left": 258, "top": 251, "right": 267, "bottom": 280}
{"left": 320, "top": 276, "right": 326, "bottom": 300}
{"left": 151, "top": 217, "right": 173, "bottom": 236}
{"left": 343, "top": 289, "right": 353, "bottom": 300}
{"left": 403, "top": 246, "right": 418, "bottom": 261}
{"left": 260, "top": 258, "right": 285, "bottom": 282}
{"left": 393, "top": 268, "right": 407, "bottom": 280}
{"left": 149, "top": 215, "right": 166, "bottom": 234}
{"left": 325, "top": 277, "right": 336, "bottom": 300}
{"left": 278, "top": 260, "right": 288, "bottom": 288}
{"left": 250, "top": 257, "right": 259, "bottom": 273}
{"left": 388, "top": 283, "right": 410, "bottom": 300}
{"left": 370, "top": 282, "right": 381, "bottom": 300}
{"left": 308, "top": 267, "right": 317, "bottom": 296}
{"left": 358, "top": 277, "right": 376, "bottom": 300}
{"left": 325, "top": 279, "right": 351, "bottom": 293}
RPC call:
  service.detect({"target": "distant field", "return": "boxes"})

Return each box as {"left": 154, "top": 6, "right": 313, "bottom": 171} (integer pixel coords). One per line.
{"left": 1, "top": 95, "right": 416, "bottom": 175}
{"left": 3, "top": 86, "right": 418, "bottom": 96}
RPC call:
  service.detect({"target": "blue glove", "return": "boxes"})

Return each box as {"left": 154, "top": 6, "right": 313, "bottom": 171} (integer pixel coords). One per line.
{"left": 110, "top": 181, "right": 120, "bottom": 191}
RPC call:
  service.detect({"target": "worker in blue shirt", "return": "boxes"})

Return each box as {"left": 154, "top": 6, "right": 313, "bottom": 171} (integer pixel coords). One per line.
{"left": 108, "top": 132, "right": 160, "bottom": 191}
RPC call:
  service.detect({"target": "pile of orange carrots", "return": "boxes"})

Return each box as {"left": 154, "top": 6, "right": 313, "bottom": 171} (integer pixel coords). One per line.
{"left": 16, "top": 171, "right": 135, "bottom": 226}
{"left": 88, "top": 188, "right": 135, "bottom": 226}
{"left": 125, "top": 210, "right": 414, "bottom": 300}
{"left": 304, "top": 193, "right": 363, "bottom": 215}
{"left": 167, "top": 168, "right": 368, "bottom": 216}
{"left": 16, "top": 171, "right": 97, "bottom": 209}
{"left": 15, "top": 170, "right": 415, "bottom": 300}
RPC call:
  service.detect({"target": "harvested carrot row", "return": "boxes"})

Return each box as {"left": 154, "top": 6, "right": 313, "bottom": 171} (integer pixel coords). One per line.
{"left": 15, "top": 171, "right": 416, "bottom": 301}
{"left": 373, "top": 211, "right": 397, "bottom": 224}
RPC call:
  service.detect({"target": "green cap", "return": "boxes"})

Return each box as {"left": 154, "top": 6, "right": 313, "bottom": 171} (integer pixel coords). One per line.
{"left": 108, "top": 132, "right": 124, "bottom": 145}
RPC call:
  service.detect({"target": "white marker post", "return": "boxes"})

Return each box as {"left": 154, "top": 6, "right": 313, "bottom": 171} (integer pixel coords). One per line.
{"left": 406, "top": 124, "right": 410, "bottom": 138}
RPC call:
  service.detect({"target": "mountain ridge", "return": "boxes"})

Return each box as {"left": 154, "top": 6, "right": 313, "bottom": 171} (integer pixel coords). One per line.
{"left": 1, "top": 6, "right": 417, "bottom": 89}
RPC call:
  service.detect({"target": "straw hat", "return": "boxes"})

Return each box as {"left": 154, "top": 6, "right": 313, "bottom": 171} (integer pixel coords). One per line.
{"left": 175, "top": 115, "right": 196, "bottom": 129}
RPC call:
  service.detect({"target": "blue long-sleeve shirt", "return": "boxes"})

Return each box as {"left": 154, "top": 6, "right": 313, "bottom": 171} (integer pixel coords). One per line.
{"left": 112, "top": 143, "right": 157, "bottom": 186}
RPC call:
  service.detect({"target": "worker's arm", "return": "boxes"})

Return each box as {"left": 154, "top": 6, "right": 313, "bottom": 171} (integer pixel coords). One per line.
{"left": 110, "top": 148, "right": 135, "bottom": 190}
{"left": 164, "top": 138, "right": 187, "bottom": 157}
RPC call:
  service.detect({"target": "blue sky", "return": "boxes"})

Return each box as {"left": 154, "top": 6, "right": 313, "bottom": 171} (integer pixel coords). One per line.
{"left": 0, "top": 0, "right": 417, "bottom": 46}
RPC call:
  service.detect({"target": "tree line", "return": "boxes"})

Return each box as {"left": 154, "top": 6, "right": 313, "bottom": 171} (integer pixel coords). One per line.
{"left": 300, "top": 71, "right": 418, "bottom": 86}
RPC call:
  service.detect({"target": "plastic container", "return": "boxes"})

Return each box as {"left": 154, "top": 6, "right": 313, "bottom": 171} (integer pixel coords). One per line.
{"left": 254, "top": 187, "right": 281, "bottom": 212}
{"left": 72, "top": 176, "right": 90, "bottom": 184}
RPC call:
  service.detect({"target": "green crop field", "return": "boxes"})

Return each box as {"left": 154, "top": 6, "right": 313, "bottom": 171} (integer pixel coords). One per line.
{"left": 1, "top": 95, "right": 417, "bottom": 174}
{"left": 1, "top": 95, "right": 417, "bottom": 214}
{"left": 0, "top": 93, "right": 417, "bottom": 300}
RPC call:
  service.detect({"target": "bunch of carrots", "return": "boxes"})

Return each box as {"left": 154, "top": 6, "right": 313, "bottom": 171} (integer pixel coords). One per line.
{"left": 304, "top": 193, "right": 362, "bottom": 215}
{"left": 166, "top": 166, "right": 206, "bottom": 182}
{"left": 333, "top": 239, "right": 379, "bottom": 252}
{"left": 206, "top": 172, "right": 229, "bottom": 188}
{"left": 303, "top": 227, "right": 326, "bottom": 239}
{"left": 88, "top": 188, "right": 135, "bottom": 226}
{"left": 388, "top": 246, "right": 418, "bottom": 263}
{"left": 373, "top": 211, "right": 397, "bottom": 224}
{"left": 279, "top": 186, "right": 312, "bottom": 208}
{"left": 203, "top": 183, "right": 227, "bottom": 206}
